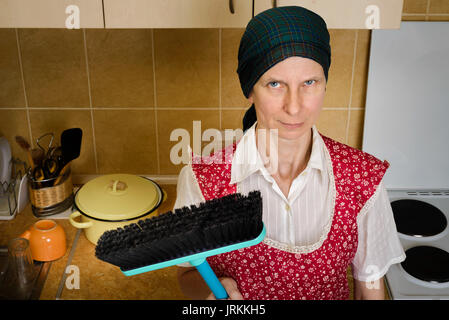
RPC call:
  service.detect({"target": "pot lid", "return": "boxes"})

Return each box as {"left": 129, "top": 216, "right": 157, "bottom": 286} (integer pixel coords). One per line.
{"left": 75, "top": 174, "right": 161, "bottom": 221}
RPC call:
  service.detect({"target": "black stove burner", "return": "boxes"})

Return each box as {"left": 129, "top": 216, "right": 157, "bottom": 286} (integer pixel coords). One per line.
{"left": 401, "top": 246, "right": 449, "bottom": 283}
{"left": 391, "top": 199, "right": 447, "bottom": 237}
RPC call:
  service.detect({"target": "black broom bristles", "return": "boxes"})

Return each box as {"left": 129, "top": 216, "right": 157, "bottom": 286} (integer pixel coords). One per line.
{"left": 95, "top": 190, "right": 263, "bottom": 271}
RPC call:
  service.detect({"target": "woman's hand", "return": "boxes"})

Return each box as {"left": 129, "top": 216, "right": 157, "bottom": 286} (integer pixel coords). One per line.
{"left": 353, "top": 277, "right": 385, "bottom": 300}
{"left": 206, "top": 277, "right": 244, "bottom": 300}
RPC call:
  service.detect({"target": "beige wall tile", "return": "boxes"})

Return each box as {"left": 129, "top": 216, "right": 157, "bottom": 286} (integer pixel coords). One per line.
{"left": 221, "top": 29, "right": 250, "bottom": 108}
{"left": 323, "top": 30, "right": 356, "bottom": 108}
{"left": 28, "top": 110, "right": 96, "bottom": 174}
{"left": 93, "top": 110, "right": 158, "bottom": 174}
{"left": 347, "top": 109, "right": 365, "bottom": 150}
{"left": 315, "top": 109, "right": 348, "bottom": 144}
{"left": 154, "top": 29, "right": 219, "bottom": 108}
{"left": 0, "top": 23, "right": 398, "bottom": 177}
{"left": 221, "top": 109, "right": 246, "bottom": 147}
{"left": 221, "top": 109, "right": 247, "bottom": 131}
{"left": 429, "top": 0, "right": 449, "bottom": 14}
{"left": 351, "top": 30, "right": 371, "bottom": 109}
{"left": 86, "top": 29, "right": 154, "bottom": 108}
{"left": 18, "top": 29, "right": 89, "bottom": 108}
{"left": 403, "top": 0, "right": 429, "bottom": 13}
{"left": 0, "top": 110, "right": 30, "bottom": 161}
{"left": 157, "top": 109, "right": 220, "bottom": 174}
{"left": 0, "top": 29, "right": 25, "bottom": 108}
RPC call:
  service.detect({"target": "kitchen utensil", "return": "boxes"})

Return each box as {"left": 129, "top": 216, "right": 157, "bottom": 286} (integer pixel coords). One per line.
{"left": 30, "top": 148, "right": 45, "bottom": 168}
{"left": 95, "top": 191, "right": 265, "bottom": 300}
{"left": 53, "top": 128, "right": 82, "bottom": 185}
{"left": 69, "top": 174, "right": 166, "bottom": 244}
{"left": 14, "top": 133, "right": 65, "bottom": 188}
{"left": 42, "top": 146, "right": 64, "bottom": 181}
{"left": 32, "top": 166, "right": 45, "bottom": 182}
{"left": 43, "top": 154, "right": 60, "bottom": 179}
{"left": 0, "top": 136, "right": 13, "bottom": 185}
{"left": 20, "top": 220, "right": 66, "bottom": 262}
{"left": 49, "top": 145, "right": 63, "bottom": 167}
{"left": 30, "top": 149, "right": 63, "bottom": 187}
{"left": 6, "top": 238, "right": 36, "bottom": 285}
{"left": 60, "top": 128, "right": 82, "bottom": 165}
{"left": 36, "top": 133, "right": 54, "bottom": 157}
{"left": 14, "top": 136, "right": 34, "bottom": 171}
{"left": 52, "top": 163, "right": 69, "bottom": 186}
{"left": 35, "top": 133, "right": 58, "bottom": 181}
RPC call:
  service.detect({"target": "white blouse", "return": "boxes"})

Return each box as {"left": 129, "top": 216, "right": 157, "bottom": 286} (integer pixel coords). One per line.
{"left": 174, "top": 123, "right": 406, "bottom": 282}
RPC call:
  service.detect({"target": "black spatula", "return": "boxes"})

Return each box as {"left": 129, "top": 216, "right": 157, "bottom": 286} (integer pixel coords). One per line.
{"left": 61, "top": 128, "right": 82, "bottom": 165}
{"left": 54, "top": 128, "right": 82, "bottom": 185}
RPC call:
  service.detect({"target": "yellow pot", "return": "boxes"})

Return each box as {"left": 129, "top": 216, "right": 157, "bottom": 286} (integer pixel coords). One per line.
{"left": 69, "top": 174, "right": 166, "bottom": 244}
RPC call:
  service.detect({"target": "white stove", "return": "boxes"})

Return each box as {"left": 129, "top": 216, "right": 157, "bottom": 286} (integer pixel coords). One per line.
{"left": 363, "top": 22, "right": 449, "bottom": 299}
{"left": 385, "top": 190, "right": 449, "bottom": 299}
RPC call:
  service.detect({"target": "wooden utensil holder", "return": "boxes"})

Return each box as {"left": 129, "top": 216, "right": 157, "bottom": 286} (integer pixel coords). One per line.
{"left": 28, "top": 168, "right": 74, "bottom": 217}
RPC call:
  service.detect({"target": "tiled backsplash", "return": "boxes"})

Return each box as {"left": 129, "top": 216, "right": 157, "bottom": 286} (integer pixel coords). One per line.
{"left": 1, "top": 0, "right": 448, "bottom": 177}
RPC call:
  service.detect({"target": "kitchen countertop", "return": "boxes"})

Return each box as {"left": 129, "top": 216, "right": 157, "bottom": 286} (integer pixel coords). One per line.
{"left": 0, "top": 184, "right": 188, "bottom": 300}
{"left": 0, "top": 199, "right": 78, "bottom": 299}
{"left": 0, "top": 183, "right": 390, "bottom": 300}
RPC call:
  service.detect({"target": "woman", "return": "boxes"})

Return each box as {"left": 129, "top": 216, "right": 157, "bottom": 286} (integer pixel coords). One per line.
{"left": 175, "top": 6, "right": 405, "bottom": 300}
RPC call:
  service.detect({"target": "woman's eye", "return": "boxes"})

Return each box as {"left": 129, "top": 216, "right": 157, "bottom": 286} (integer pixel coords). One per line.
{"left": 268, "top": 81, "right": 280, "bottom": 88}
{"left": 305, "top": 80, "right": 316, "bottom": 86}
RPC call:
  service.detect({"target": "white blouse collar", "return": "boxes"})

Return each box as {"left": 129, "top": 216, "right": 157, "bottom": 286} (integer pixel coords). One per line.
{"left": 230, "top": 121, "right": 325, "bottom": 185}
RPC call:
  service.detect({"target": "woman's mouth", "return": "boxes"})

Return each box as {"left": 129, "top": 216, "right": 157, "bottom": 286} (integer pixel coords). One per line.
{"left": 279, "top": 121, "right": 304, "bottom": 129}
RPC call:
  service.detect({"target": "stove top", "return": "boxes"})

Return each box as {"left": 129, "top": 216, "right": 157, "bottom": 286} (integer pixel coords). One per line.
{"left": 385, "top": 189, "right": 449, "bottom": 299}
{"left": 362, "top": 22, "right": 449, "bottom": 301}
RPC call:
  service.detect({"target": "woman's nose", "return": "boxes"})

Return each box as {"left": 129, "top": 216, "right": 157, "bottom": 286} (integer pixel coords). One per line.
{"left": 283, "top": 89, "right": 302, "bottom": 115}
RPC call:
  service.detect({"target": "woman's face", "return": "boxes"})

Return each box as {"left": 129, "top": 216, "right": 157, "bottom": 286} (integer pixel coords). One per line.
{"left": 248, "top": 56, "right": 326, "bottom": 141}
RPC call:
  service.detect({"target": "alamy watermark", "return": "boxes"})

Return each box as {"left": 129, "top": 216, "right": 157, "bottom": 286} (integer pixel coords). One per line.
{"left": 365, "top": 5, "right": 380, "bottom": 29}
{"left": 365, "top": 264, "right": 381, "bottom": 290}
{"left": 65, "top": 264, "right": 80, "bottom": 290}
{"left": 65, "top": 5, "right": 80, "bottom": 29}
{"left": 169, "top": 121, "right": 279, "bottom": 174}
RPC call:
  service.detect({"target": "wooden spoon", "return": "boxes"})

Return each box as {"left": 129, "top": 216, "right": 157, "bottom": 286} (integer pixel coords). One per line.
{"left": 15, "top": 136, "right": 35, "bottom": 170}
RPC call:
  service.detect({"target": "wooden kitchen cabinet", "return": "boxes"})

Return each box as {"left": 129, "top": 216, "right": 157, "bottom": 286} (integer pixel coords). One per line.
{"left": 254, "top": 0, "right": 404, "bottom": 29}
{"left": 0, "top": 0, "right": 403, "bottom": 29}
{"left": 104, "top": 0, "right": 253, "bottom": 28}
{"left": 0, "top": 0, "right": 104, "bottom": 28}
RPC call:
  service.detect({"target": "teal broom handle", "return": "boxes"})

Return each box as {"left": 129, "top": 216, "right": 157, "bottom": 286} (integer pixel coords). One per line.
{"left": 193, "top": 259, "right": 228, "bottom": 299}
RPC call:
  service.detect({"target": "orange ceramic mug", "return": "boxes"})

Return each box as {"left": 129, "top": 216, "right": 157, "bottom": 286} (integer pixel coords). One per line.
{"left": 20, "top": 219, "right": 67, "bottom": 262}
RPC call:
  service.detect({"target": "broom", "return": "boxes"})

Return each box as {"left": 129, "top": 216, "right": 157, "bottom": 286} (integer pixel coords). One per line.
{"left": 95, "top": 190, "right": 265, "bottom": 299}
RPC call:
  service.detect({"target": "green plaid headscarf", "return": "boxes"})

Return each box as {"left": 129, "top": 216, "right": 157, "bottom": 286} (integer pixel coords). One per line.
{"left": 238, "top": 6, "right": 331, "bottom": 98}
{"left": 239, "top": 6, "right": 331, "bottom": 131}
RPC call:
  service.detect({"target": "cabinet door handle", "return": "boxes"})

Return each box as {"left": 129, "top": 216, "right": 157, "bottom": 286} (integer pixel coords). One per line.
{"left": 229, "top": 0, "right": 235, "bottom": 14}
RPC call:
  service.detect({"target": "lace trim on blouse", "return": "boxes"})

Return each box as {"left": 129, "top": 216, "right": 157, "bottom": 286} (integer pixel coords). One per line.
{"left": 259, "top": 137, "right": 337, "bottom": 254}
{"left": 357, "top": 176, "right": 385, "bottom": 219}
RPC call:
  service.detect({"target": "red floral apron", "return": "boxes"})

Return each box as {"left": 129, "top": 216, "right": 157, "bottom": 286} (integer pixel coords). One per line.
{"left": 191, "top": 134, "right": 389, "bottom": 300}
